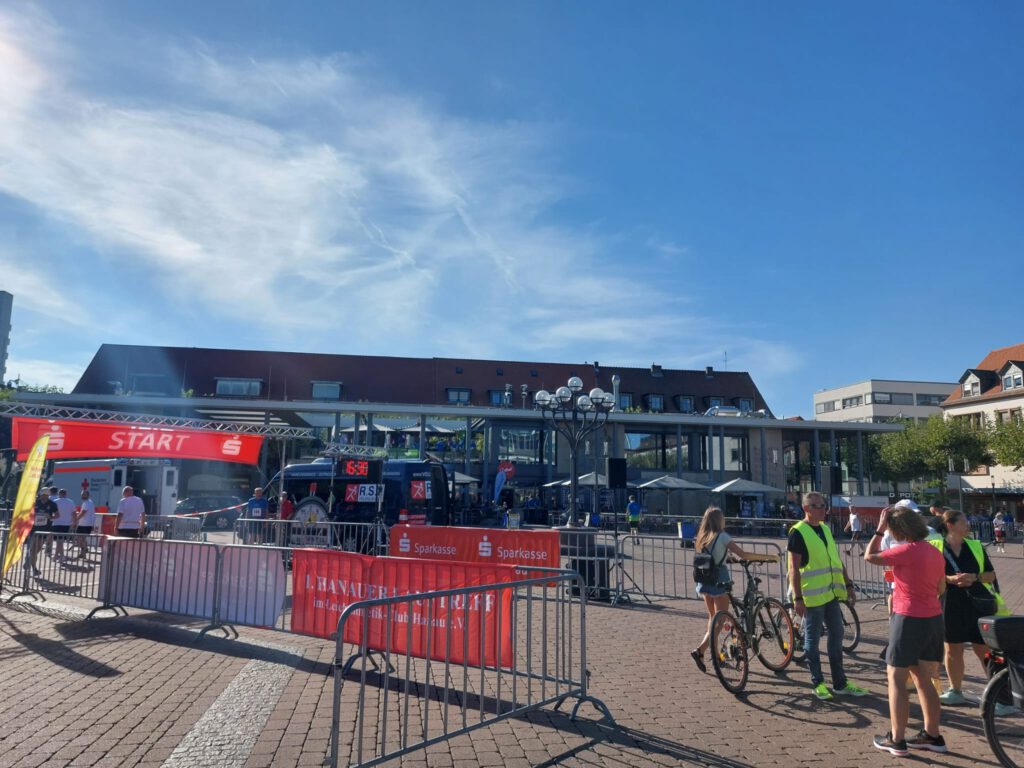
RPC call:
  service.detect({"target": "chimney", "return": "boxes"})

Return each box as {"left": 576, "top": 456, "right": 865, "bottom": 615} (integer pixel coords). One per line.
{"left": 705, "top": 366, "right": 714, "bottom": 378}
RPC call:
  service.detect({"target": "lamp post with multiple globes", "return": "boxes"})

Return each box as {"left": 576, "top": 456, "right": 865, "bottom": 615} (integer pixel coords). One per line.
{"left": 534, "top": 377, "right": 614, "bottom": 526}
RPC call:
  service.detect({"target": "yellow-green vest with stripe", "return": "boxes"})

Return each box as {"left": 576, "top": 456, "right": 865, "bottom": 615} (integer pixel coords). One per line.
{"left": 791, "top": 521, "right": 848, "bottom": 607}
{"left": 934, "top": 536, "right": 1011, "bottom": 615}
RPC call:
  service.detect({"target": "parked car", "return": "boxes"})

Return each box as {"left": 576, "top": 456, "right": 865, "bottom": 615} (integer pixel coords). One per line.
{"left": 175, "top": 495, "right": 245, "bottom": 530}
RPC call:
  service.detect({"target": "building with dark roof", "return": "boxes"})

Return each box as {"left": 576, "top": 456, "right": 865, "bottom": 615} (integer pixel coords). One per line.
{"left": 941, "top": 343, "right": 1024, "bottom": 519}
{"left": 9, "top": 343, "right": 901, "bottom": 516}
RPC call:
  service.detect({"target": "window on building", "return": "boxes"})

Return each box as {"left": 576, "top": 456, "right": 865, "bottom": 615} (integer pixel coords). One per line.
{"left": 619, "top": 392, "right": 633, "bottom": 410}
{"left": 841, "top": 395, "right": 863, "bottom": 409}
{"left": 130, "top": 374, "right": 173, "bottom": 396}
{"left": 1016, "top": 374, "right": 1024, "bottom": 388}
{"left": 874, "top": 392, "right": 892, "bottom": 404}
{"left": 674, "top": 395, "right": 695, "bottom": 413}
{"left": 646, "top": 394, "right": 665, "bottom": 412}
{"left": 625, "top": 431, "right": 670, "bottom": 470}
{"left": 499, "top": 427, "right": 542, "bottom": 464}
{"left": 215, "top": 378, "right": 262, "bottom": 397}
{"left": 890, "top": 392, "right": 914, "bottom": 406}
{"left": 446, "top": 387, "right": 471, "bottom": 404}
{"left": 963, "top": 381, "right": 980, "bottom": 397}
{"left": 311, "top": 381, "right": 342, "bottom": 400}
{"left": 1007, "top": 372, "right": 1024, "bottom": 390}
{"left": 815, "top": 401, "right": 836, "bottom": 414}
{"left": 737, "top": 398, "right": 754, "bottom": 412}
{"left": 488, "top": 389, "right": 506, "bottom": 406}
{"left": 916, "top": 393, "right": 945, "bottom": 407}
{"left": 707, "top": 397, "right": 723, "bottom": 408}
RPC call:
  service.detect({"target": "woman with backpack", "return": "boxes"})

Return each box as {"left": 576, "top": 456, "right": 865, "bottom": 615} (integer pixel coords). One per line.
{"left": 690, "top": 505, "right": 767, "bottom": 672}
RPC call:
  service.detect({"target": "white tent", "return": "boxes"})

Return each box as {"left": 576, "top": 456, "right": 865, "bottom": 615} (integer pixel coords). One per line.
{"left": 637, "top": 475, "right": 710, "bottom": 490}
{"left": 451, "top": 471, "right": 480, "bottom": 485}
{"left": 711, "top": 478, "right": 784, "bottom": 494}
{"left": 636, "top": 476, "right": 710, "bottom": 516}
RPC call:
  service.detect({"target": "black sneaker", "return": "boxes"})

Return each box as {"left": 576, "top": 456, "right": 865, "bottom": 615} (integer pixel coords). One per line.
{"left": 873, "top": 733, "right": 908, "bottom": 757}
{"left": 906, "top": 730, "right": 947, "bottom": 753}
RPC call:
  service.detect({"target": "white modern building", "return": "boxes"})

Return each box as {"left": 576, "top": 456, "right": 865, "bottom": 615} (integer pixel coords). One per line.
{"left": 813, "top": 379, "right": 956, "bottom": 424}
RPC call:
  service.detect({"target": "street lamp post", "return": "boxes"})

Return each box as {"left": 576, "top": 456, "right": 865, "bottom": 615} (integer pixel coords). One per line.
{"left": 535, "top": 377, "right": 614, "bottom": 527}
{"left": 992, "top": 479, "right": 998, "bottom": 516}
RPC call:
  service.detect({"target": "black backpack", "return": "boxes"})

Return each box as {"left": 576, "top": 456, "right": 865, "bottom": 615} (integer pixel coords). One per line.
{"left": 693, "top": 532, "right": 723, "bottom": 585}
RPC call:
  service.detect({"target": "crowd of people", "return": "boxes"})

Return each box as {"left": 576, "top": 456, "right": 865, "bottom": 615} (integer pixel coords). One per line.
{"left": 688, "top": 491, "right": 1012, "bottom": 758}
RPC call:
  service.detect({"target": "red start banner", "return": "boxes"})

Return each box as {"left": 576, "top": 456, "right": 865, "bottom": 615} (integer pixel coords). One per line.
{"left": 11, "top": 418, "right": 265, "bottom": 465}
{"left": 291, "top": 550, "right": 516, "bottom": 667}
{"left": 389, "top": 525, "right": 560, "bottom": 569}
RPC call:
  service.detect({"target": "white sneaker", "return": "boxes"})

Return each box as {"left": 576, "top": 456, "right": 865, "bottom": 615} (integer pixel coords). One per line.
{"left": 939, "top": 688, "right": 967, "bottom": 705}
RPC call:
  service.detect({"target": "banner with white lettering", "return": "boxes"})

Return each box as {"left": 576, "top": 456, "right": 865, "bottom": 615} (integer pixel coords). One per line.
{"left": 389, "top": 525, "right": 560, "bottom": 569}
{"left": 291, "top": 550, "right": 516, "bottom": 667}
{"left": 12, "top": 417, "right": 264, "bottom": 464}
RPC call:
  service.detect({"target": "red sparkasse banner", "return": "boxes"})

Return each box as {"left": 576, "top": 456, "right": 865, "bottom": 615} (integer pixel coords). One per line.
{"left": 11, "top": 418, "right": 264, "bottom": 465}
{"left": 291, "top": 550, "right": 516, "bottom": 667}
{"left": 389, "top": 525, "right": 560, "bottom": 570}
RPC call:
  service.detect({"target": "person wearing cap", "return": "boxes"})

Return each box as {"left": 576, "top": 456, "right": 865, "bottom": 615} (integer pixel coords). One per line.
{"left": 788, "top": 491, "right": 868, "bottom": 701}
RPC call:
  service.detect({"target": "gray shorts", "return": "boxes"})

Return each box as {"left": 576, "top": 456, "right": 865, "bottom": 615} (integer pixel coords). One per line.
{"left": 887, "top": 613, "right": 944, "bottom": 668}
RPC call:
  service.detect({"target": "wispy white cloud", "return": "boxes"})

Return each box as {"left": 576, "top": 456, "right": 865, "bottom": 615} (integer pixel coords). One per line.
{"left": 0, "top": 6, "right": 799, "bottom": 390}
{"left": 3, "top": 357, "right": 86, "bottom": 391}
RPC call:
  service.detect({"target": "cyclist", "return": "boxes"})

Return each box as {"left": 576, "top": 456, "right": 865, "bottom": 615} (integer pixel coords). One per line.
{"left": 788, "top": 491, "right": 868, "bottom": 701}
{"left": 690, "top": 505, "right": 773, "bottom": 673}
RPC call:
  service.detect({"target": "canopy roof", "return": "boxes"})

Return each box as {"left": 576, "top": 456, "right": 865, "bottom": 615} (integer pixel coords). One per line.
{"left": 637, "top": 475, "right": 710, "bottom": 490}
{"left": 711, "top": 478, "right": 784, "bottom": 494}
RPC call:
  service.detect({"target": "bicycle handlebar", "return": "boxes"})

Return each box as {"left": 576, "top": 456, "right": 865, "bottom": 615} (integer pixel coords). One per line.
{"left": 726, "top": 554, "right": 779, "bottom": 565}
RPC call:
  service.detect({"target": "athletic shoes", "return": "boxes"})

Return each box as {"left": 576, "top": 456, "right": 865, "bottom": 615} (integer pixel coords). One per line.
{"left": 813, "top": 682, "right": 834, "bottom": 701}
{"left": 834, "top": 682, "right": 869, "bottom": 697}
{"left": 873, "top": 733, "right": 909, "bottom": 756}
{"left": 995, "top": 702, "right": 1020, "bottom": 717}
{"left": 906, "top": 730, "right": 947, "bottom": 753}
{"left": 690, "top": 649, "right": 707, "bottom": 673}
{"left": 939, "top": 688, "right": 968, "bottom": 705}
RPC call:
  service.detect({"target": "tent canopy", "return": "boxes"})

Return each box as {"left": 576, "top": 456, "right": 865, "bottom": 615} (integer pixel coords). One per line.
{"left": 637, "top": 475, "right": 710, "bottom": 490}
{"left": 451, "top": 471, "right": 480, "bottom": 485}
{"left": 712, "top": 478, "right": 784, "bottom": 494}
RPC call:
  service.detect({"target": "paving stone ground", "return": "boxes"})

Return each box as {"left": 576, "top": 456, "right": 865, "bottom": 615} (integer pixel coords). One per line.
{"left": 2, "top": 541, "right": 1023, "bottom": 767}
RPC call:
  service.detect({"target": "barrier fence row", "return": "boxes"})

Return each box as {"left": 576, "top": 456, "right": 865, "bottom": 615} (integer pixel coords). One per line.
{"left": 232, "top": 518, "right": 388, "bottom": 557}
{"left": 331, "top": 570, "right": 610, "bottom": 768}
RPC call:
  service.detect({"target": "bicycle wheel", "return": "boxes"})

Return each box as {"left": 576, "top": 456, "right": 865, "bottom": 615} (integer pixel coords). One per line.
{"left": 710, "top": 610, "right": 749, "bottom": 694}
{"left": 982, "top": 667, "right": 1024, "bottom": 768}
{"left": 753, "top": 597, "right": 794, "bottom": 671}
{"left": 840, "top": 600, "right": 861, "bottom": 653}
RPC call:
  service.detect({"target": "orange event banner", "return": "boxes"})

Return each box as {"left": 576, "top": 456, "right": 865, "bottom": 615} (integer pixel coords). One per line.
{"left": 291, "top": 550, "right": 517, "bottom": 668}
{"left": 11, "top": 417, "right": 264, "bottom": 465}
{"left": 389, "top": 525, "right": 561, "bottom": 569}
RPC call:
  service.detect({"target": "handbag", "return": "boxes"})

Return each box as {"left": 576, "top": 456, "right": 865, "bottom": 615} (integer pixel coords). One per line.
{"left": 944, "top": 547, "right": 1000, "bottom": 616}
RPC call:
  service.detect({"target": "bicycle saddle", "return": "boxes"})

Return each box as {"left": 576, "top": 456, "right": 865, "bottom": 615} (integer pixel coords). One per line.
{"left": 979, "top": 617, "right": 1024, "bottom": 653}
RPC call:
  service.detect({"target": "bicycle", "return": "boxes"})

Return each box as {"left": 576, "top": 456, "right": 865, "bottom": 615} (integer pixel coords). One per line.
{"left": 788, "top": 594, "right": 861, "bottom": 664}
{"left": 709, "top": 555, "right": 795, "bottom": 694}
{"left": 979, "top": 616, "right": 1024, "bottom": 768}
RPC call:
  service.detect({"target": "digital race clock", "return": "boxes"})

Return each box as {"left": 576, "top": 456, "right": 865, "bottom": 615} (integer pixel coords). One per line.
{"left": 342, "top": 459, "right": 370, "bottom": 477}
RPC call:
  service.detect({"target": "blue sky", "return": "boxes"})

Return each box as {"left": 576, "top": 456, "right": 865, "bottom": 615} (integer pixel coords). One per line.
{"left": 1, "top": 2, "right": 1022, "bottom": 418}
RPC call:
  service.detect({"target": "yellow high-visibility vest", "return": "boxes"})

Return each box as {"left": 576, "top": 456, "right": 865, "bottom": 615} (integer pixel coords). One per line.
{"left": 791, "top": 521, "right": 848, "bottom": 607}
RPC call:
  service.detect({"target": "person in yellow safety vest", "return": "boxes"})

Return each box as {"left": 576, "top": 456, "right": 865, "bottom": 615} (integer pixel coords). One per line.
{"left": 788, "top": 490, "right": 869, "bottom": 701}
{"left": 932, "top": 508, "right": 1004, "bottom": 706}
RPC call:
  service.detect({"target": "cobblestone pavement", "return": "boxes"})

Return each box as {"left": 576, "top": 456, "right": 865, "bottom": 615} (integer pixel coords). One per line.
{"left": 2, "top": 544, "right": 1023, "bottom": 767}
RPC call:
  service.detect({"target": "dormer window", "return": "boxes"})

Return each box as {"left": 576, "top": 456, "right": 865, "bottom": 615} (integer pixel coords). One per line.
{"left": 646, "top": 394, "right": 665, "bottom": 412}
{"left": 963, "top": 381, "right": 980, "bottom": 397}
{"left": 674, "top": 395, "right": 695, "bottom": 413}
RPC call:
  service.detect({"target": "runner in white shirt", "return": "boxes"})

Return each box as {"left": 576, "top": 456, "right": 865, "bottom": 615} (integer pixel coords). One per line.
{"left": 73, "top": 489, "right": 97, "bottom": 559}
{"left": 52, "top": 488, "right": 77, "bottom": 561}
{"left": 115, "top": 486, "right": 146, "bottom": 538}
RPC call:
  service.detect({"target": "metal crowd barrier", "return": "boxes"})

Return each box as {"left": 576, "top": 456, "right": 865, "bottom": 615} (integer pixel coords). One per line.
{"left": 3, "top": 531, "right": 106, "bottom": 602}
{"left": 668, "top": 515, "right": 793, "bottom": 540}
{"left": 144, "top": 515, "right": 204, "bottom": 542}
{"left": 835, "top": 542, "right": 889, "bottom": 604}
{"left": 232, "top": 518, "right": 388, "bottom": 557}
{"left": 613, "top": 534, "right": 787, "bottom": 605}
{"left": 329, "top": 570, "right": 612, "bottom": 768}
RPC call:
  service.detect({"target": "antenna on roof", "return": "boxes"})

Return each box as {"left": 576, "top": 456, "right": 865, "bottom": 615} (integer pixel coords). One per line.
{"left": 723, "top": 350, "right": 728, "bottom": 371}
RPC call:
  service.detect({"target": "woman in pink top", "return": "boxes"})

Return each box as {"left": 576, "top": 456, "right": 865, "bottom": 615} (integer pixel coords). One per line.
{"left": 865, "top": 507, "right": 947, "bottom": 756}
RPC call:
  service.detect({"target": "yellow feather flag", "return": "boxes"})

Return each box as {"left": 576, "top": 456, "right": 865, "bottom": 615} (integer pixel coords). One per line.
{"left": 2, "top": 434, "right": 50, "bottom": 579}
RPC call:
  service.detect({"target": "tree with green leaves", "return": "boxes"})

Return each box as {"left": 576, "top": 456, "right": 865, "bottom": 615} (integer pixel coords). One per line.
{"left": 990, "top": 417, "right": 1024, "bottom": 470}
{"left": 870, "top": 415, "right": 990, "bottom": 500}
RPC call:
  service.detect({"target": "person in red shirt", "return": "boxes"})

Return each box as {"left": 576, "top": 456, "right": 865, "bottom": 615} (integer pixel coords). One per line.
{"left": 865, "top": 506, "right": 947, "bottom": 756}
{"left": 278, "top": 493, "right": 295, "bottom": 521}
